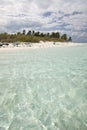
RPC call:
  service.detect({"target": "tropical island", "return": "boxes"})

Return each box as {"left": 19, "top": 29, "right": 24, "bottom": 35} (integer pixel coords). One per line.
{"left": 0, "top": 30, "right": 72, "bottom": 48}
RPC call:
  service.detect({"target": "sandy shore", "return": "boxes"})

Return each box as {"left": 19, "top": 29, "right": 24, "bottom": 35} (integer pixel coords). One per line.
{"left": 0, "top": 42, "right": 83, "bottom": 51}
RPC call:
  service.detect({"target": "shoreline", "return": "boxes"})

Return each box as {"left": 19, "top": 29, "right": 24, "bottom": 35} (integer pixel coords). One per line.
{"left": 0, "top": 42, "right": 84, "bottom": 51}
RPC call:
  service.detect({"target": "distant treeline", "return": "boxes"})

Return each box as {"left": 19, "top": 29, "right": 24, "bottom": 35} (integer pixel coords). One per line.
{"left": 0, "top": 30, "right": 72, "bottom": 43}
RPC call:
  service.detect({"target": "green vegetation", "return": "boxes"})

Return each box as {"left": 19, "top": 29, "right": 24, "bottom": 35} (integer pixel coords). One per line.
{"left": 0, "top": 30, "right": 72, "bottom": 43}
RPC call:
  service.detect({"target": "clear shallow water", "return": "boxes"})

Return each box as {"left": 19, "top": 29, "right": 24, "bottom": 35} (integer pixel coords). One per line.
{"left": 0, "top": 45, "right": 87, "bottom": 130}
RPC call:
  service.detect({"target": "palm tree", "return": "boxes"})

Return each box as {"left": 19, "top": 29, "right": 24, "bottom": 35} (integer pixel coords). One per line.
{"left": 46, "top": 32, "right": 50, "bottom": 37}
{"left": 32, "top": 30, "right": 35, "bottom": 35}
{"left": 22, "top": 30, "right": 26, "bottom": 35}
{"left": 61, "top": 34, "right": 67, "bottom": 41}
{"left": 68, "top": 36, "right": 72, "bottom": 42}
{"left": 56, "top": 32, "right": 60, "bottom": 39}
{"left": 27, "top": 30, "right": 31, "bottom": 35}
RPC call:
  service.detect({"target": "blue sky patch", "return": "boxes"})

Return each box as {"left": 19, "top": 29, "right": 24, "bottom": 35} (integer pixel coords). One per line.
{"left": 43, "top": 11, "right": 53, "bottom": 17}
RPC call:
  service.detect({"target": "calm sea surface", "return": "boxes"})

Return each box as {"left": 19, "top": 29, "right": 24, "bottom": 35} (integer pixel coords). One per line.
{"left": 0, "top": 45, "right": 87, "bottom": 130}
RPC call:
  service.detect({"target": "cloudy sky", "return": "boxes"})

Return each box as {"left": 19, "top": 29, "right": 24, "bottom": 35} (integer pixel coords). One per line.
{"left": 0, "top": 0, "right": 87, "bottom": 42}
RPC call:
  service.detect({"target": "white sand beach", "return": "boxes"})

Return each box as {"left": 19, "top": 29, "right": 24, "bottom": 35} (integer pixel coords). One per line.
{"left": 0, "top": 41, "right": 83, "bottom": 51}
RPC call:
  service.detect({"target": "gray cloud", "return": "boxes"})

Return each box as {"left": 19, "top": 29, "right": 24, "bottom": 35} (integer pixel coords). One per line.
{"left": 5, "top": 20, "right": 43, "bottom": 33}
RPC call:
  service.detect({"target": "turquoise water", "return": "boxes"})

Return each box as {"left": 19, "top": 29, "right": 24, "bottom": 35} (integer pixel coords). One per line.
{"left": 0, "top": 45, "right": 87, "bottom": 130}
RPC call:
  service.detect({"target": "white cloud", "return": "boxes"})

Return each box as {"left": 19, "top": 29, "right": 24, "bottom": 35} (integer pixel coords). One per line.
{"left": 0, "top": 0, "right": 87, "bottom": 42}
